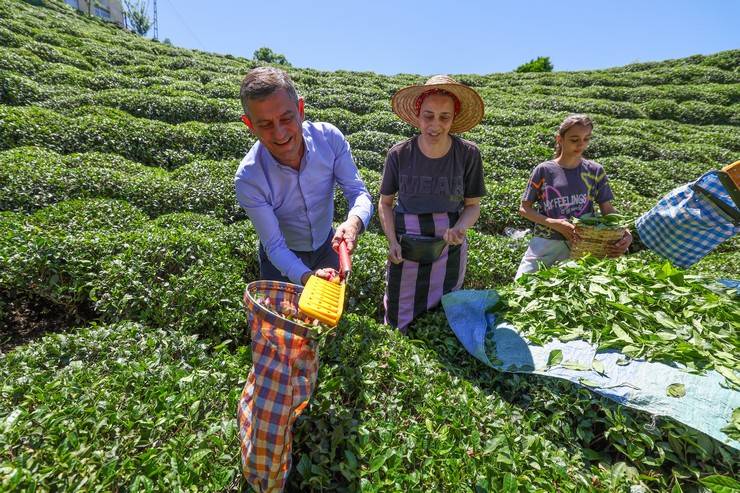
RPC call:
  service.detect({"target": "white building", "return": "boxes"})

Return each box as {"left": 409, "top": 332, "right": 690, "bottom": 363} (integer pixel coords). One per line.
{"left": 63, "top": 0, "right": 125, "bottom": 28}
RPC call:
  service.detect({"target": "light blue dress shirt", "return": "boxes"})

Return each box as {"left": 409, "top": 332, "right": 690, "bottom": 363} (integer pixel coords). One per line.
{"left": 235, "top": 121, "right": 373, "bottom": 284}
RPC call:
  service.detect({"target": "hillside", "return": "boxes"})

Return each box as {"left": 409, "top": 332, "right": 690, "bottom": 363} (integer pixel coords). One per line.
{"left": 0, "top": 0, "right": 738, "bottom": 491}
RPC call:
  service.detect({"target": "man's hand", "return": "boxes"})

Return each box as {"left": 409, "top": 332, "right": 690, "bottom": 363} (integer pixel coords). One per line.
{"left": 607, "top": 229, "right": 633, "bottom": 257}
{"left": 387, "top": 240, "right": 403, "bottom": 264}
{"left": 300, "top": 268, "right": 339, "bottom": 285}
{"left": 332, "top": 216, "right": 363, "bottom": 254}
{"left": 443, "top": 227, "right": 466, "bottom": 245}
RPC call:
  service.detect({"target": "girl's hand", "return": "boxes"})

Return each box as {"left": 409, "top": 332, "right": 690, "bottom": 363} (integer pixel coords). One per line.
{"left": 388, "top": 241, "right": 403, "bottom": 264}
{"left": 443, "top": 227, "right": 466, "bottom": 245}
{"left": 607, "top": 230, "right": 633, "bottom": 257}
{"left": 550, "top": 219, "right": 579, "bottom": 242}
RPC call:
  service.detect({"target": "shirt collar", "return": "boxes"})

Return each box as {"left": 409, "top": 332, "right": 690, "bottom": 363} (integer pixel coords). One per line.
{"left": 302, "top": 121, "right": 315, "bottom": 158}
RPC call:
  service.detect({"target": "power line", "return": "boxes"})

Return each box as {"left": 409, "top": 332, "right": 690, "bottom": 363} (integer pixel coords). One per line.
{"left": 162, "top": 0, "right": 206, "bottom": 50}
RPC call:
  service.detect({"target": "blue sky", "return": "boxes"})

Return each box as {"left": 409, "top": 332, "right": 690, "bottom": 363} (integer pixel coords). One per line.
{"left": 153, "top": 0, "right": 739, "bottom": 75}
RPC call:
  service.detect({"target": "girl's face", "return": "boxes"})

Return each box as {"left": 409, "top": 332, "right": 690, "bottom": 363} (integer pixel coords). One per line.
{"left": 558, "top": 124, "right": 592, "bottom": 157}
{"left": 417, "top": 93, "right": 455, "bottom": 143}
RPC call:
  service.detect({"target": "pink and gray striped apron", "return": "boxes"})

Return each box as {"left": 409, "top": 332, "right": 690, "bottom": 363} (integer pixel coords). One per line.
{"left": 384, "top": 211, "right": 467, "bottom": 331}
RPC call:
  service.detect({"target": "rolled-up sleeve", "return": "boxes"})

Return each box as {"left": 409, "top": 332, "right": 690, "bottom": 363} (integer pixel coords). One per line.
{"left": 235, "top": 174, "right": 311, "bottom": 284}
{"left": 330, "top": 129, "right": 373, "bottom": 230}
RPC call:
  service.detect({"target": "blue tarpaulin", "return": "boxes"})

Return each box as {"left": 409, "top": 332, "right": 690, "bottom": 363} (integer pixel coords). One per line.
{"left": 442, "top": 288, "right": 740, "bottom": 450}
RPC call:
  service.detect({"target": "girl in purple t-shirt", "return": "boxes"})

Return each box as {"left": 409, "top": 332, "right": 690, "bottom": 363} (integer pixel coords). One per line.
{"left": 515, "top": 114, "right": 633, "bottom": 279}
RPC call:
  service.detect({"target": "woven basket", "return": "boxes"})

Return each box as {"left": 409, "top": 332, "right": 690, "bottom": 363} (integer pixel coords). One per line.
{"left": 570, "top": 225, "right": 626, "bottom": 259}
{"left": 243, "top": 280, "right": 322, "bottom": 338}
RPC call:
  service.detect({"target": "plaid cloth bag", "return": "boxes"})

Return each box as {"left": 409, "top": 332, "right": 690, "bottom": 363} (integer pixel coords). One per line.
{"left": 238, "top": 280, "right": 319, "bottom": 493}
{"left": 635, "top": 170, "right": 740, "bottom": 268}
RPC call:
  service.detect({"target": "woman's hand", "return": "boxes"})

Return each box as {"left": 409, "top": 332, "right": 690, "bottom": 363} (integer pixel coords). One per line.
{"left": 607, "top": 229, "right": 633, "bottom": 257}
{"left": 443, "top": 227, "right": 466, "bottom": 245}
{"left": 388, "top": 240, "right": 403, "bottom": 264}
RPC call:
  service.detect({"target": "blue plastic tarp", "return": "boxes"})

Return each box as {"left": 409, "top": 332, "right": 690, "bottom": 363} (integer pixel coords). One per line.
{"left": 442, "top": 288, "right": 740, "bottom": 450}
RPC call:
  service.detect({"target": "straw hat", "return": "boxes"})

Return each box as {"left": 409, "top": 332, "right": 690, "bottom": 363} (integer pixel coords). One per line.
{"left": 391, "top": 75, "right": 485, "bottom": 134}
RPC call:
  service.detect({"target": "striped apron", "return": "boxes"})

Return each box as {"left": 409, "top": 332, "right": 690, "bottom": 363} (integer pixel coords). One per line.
{"left": 384, "top": 211, "right": 467, "bottom": 331}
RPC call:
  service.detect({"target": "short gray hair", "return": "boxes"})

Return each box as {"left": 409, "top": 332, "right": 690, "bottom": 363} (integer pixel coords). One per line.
{"left": 240, "top": 66, "right": 299, "bottom": 115}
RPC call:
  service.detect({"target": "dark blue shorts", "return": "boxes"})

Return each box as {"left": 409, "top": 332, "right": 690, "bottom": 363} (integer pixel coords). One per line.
{"left": 258, "top": 231, "right": 338, "bottom": 284}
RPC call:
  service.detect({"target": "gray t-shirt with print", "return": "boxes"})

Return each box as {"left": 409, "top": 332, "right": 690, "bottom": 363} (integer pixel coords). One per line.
{"left": 380, "top": 136, "right": 486, "bottom": 214}
{"left": 522, "top": 159, "right": 614, "bottom": 240}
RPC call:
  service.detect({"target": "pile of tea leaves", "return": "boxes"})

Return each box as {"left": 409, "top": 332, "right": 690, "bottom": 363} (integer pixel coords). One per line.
{"left": 497, "top": 257, "right": 739, "bottom": 387}
{"left": 572, "top": 212, "right": 630, "bottom": 229}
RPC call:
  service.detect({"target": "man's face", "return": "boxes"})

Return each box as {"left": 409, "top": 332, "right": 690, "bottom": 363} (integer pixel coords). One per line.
{"left": 243, "top": 88, "right": 305, "bottom": 167}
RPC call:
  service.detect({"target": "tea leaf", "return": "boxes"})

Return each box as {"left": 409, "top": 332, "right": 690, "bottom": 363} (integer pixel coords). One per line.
{"left": 666, "top": 383, "right": 686, "bottom": 398}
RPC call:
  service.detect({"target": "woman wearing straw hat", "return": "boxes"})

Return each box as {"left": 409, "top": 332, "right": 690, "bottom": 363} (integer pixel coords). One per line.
{"left": 378, "top": 75, "right": 487, "bottom": 331}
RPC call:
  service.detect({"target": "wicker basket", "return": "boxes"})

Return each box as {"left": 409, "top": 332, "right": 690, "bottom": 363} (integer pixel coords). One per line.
{"left": 243, "top": 280, "right": 326, "bottom": 338}
{"left": 570, "top": 225, "right": 626, "bottom": 259}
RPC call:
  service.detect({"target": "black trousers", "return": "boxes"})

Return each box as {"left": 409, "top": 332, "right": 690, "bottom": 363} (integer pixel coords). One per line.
{"left": 258, "top": 231, "right": 338, "bottom": 284}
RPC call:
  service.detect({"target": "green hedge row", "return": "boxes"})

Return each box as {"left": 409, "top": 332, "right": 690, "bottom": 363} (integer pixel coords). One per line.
{"left": 526, "top": 82, "right": 740, "bottom": 106}
{"left": 0, "top": 105, "right": 253, "bottom": 167}
{"left": 42, "top": 88, "right": 242, "bottom": 124}
{"left": 0, "top": 206, "right": 256, "bottom": 338}
{"left": 599, "top": 155, "right": 711, "bottom": 198}
{"left": 9, "top": 101, "right": 728, "bottom": 195}
{"left": 3, "top": 310, "right": 735, "bottom": 492}
{"left": 2, "top": 3, "right": 252, "bottom": 74}
{"left": 486, "top": 63, "right": 740, "bottom": 89}
{"left": 494, "top": 91, "right": 740, "bottom": 126}
{"left": 0, "top": 322, "right": 250, "bottom": 491}
{"left": 0, "top": 193, "right": 675, "bottom": 334}
{"left": 2, "top": 84, "right": 735, "bottom": 169}
{"left": 0, "top": 147, "right": 659, "bottom": 238}
{"left": 4, "top": 1, "right": 739, "bottom": 109}
{"left": 0, "top": 147, "right": 244, "bottom": 220}
{"left": 0, "top": 195, "right": 530, "bottom": 326}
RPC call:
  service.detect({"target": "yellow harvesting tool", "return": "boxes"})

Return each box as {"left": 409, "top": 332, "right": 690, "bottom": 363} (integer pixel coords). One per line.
{"left": 298, "top": 240, "right": 352, "bottom": 327}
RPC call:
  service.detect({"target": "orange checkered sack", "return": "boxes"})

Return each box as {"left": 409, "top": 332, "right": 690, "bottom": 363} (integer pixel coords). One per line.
{"left": 238, "top": 281, "right": 319, "bottom": 493}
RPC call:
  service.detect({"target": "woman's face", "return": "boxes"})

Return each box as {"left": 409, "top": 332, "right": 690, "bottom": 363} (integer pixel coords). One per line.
{"left": 558, "top": 124, "right": 592, "bottom": 157}
{"left": 417, "top": 93, "right": 455, "bottom": 143}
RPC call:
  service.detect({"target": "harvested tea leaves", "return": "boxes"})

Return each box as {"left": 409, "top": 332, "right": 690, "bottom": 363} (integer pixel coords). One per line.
{"left": 666, "top": 383, "right": 686, "bottom": 398}
{"left": 546, "top": 349, "right": 563, "bottom": 367}
{"left": 497, "top": 257, "right": 739, "bottom": 385}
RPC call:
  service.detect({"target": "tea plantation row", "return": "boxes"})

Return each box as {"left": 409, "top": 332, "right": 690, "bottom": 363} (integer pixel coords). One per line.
{"left": 0, "top": 0, "right": 738, "bottom": 491}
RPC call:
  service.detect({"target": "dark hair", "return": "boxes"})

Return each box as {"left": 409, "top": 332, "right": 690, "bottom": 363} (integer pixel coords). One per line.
{"left": 240, "top": 66, "right": 299, "bottom": 115}
{"left": 554, "top": 114, "right": 593, "bottom": 158}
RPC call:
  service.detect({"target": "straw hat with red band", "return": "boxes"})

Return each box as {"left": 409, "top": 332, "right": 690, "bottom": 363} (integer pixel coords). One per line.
{"left": 391, "top": 75, "right": 485, "bottom": 134}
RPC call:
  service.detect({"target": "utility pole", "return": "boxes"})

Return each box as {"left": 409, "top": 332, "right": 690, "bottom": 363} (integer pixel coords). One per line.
{"left": 152, "top": 0, "right": 159, "bottom": 40}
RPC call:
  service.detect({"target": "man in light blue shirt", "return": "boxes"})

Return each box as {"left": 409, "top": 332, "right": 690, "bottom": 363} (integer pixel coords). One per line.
{"left": 235, "top": 67, "right": 373, "bottom": 285}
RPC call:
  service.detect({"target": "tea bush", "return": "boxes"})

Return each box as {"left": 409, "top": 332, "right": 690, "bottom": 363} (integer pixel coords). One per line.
{"left": 0, "top": 147, "right": 246, "bottom": 221}
{"left": 0, "top": 1, "right": 738, "bottom": 490}
{"left": 0, "top": 323, "right": 250, "bottom": 491}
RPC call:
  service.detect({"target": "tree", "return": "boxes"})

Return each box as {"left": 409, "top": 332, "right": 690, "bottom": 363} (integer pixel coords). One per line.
{"left": 253, "top": 47, "right": 291, "bottom": 66}
{"left": 515, "top": 56, "right": 554, "bottom": 73}
{"left": 124, "top": 0, "right": 151, "bottom": 36}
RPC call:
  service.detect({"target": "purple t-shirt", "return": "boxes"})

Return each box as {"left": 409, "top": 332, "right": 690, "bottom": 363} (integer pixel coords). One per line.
{"left": 380, "top": 136, "right": 486, "bottom": 214}
{"left": 522, "top": 159, "right": 614, "bottom": 240}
